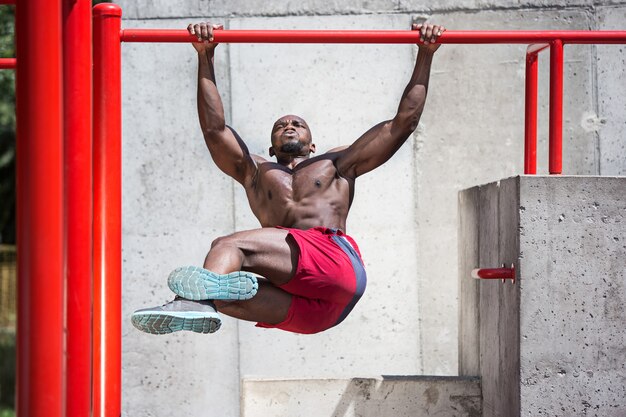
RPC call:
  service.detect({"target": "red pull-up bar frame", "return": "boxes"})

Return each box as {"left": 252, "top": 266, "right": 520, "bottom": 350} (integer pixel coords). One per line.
{"left": 117, "top": 27, "right": 626, "bottom": 176}
{"left": 11, "top": 1, "right": 626, "bottom": 416}
{"left": 92, "top": 5, "right": 626, "bottom": 417}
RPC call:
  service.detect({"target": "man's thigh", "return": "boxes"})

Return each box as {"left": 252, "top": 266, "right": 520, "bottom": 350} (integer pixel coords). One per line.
{"left": 217, "top": 227, "right": 299, "bottom": 286}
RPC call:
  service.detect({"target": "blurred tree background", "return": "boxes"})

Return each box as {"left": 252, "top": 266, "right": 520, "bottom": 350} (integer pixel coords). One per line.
{"left": 0, "top": 4, "right": 14, "bottom": 416}
{"left": 0, "top": 5, "right": 14, "bottom": 246}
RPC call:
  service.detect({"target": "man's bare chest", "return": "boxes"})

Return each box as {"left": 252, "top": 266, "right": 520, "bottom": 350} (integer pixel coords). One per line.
{"left": 252, "top": 159, "right": 343, "bottom": 201}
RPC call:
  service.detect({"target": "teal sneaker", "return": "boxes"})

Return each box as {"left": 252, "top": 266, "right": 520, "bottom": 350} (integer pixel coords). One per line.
{"left": 167, "top": 265, "right": 258, "bottom": 301}
{"left": 131, "top": 297, "right": 221, "bottom": 335}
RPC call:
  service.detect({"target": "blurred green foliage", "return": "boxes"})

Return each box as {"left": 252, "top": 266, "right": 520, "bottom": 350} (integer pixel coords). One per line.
{"left": 0, "top": 5, "right": 15, "bottom": 245}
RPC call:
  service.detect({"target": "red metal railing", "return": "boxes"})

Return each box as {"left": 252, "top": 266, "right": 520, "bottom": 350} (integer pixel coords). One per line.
{"left": 63, "top": 1, "right": 93, "bottom": 417}
{"left": 119, "top": 28, "right": 626, "bottom": 176}
{"left": 0, "top": 58, "right": 16, "bottom": 69}
{"left": 93, "top": 5, "right": 123, "bottom": 417}
{"left": 16, "top": 0, "right": 65, "bottom": 416}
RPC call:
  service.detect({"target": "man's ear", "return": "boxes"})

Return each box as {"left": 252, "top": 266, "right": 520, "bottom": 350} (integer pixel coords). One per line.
{"left": 309, "top": 143, "right": 316, "bottom": 154}
{"left": 269, "top": 146, "right": 275, "bottom": 157}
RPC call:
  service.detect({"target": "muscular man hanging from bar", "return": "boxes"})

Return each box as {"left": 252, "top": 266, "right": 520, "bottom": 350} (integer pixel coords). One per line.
{"left": 132, "top": 22, "right": 445, "bottom": 335}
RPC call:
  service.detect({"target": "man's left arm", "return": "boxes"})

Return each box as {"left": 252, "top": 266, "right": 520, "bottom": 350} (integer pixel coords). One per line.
{"left": 336, "top": 24, "right": 445, "bottom": 179}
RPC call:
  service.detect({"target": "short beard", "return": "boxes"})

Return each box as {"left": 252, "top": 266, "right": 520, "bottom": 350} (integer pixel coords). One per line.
{"left": 280, "top": 142, "right": 305, "bottom": 154}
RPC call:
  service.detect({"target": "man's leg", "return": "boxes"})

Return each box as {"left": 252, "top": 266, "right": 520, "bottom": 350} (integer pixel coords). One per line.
{"left": 181, "top": 227, "right": 298, "bottom": 324}
{"left": 132, "top": 227, "right": 298, "bottom": 334}
{"left": 204, "top": 227, "right": 298, "bottom": 285}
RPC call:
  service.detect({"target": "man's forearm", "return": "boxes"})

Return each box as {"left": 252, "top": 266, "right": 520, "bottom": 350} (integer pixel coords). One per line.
{"left": 397, "top": 47, "right": 434, "bottom": 115}
{"left": 197, "top": 49, "right": 226, "bottom": 134}
{"left": 397, "top": 48, "right": 434, "bottom": 127}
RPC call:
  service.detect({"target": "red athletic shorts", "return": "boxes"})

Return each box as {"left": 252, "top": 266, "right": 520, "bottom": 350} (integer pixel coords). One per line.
{"left": 256, "top": 227, "right": 367, "bottom": 334}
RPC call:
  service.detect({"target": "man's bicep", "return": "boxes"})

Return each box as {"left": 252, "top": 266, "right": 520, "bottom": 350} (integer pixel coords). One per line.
{"left": 337, "top": 120, "right": 398, "bottom": 178}
{"left": 204, "top": 126, "right": 254, "bottom": 183}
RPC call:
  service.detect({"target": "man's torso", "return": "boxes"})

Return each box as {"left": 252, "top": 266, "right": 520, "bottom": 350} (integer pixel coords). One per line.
{"left": 243, "top": 152, "right": 354, "bottom": 230}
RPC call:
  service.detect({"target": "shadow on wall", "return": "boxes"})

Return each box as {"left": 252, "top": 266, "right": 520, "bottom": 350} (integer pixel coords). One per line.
{"left": 330, "top": 376, "right": 482, "bottom": 417}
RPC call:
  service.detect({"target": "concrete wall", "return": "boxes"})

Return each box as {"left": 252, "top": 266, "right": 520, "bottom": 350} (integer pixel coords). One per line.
{"left": 117, "top": 1, "right": 626, "bottom": 416}
{"left": 459, "top": 176, "right": 626, "bottom": 417}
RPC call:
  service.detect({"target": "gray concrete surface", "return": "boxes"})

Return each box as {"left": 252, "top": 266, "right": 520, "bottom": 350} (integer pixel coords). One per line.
{"left": 241, "top": 376, "right": 482, "bottom": 417}
{"left": 459, "top": 176, "right": 626, "bottom": 417}
{"left": 116, "top": 1, "right": 626, "bottom": 416}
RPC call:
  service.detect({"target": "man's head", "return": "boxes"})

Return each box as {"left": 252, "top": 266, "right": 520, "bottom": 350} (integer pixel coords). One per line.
{"left": 269, "top": 115, "right": 316, "bottom": 159}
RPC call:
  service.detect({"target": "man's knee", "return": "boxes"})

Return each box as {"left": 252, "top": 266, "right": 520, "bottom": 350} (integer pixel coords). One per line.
{"left": 210, "top": 234, "right": 239, "bottom": 250}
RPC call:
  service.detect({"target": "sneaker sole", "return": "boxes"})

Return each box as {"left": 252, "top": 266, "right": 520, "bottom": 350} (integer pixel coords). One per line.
{"left": 131, "top": 311, "right": 221, "bottom": 335}
{"left": 168, "top": 266, "right": 258, "bottom": 301}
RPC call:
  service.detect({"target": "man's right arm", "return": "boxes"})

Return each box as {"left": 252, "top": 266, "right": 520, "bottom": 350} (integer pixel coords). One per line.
{"left": 190, "top": 22, "right": 255, "bottom": 185}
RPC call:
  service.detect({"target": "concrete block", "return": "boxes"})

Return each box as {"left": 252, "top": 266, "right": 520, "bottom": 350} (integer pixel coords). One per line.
{"left": 459, "top": 176, "right": 626, "bottom": 417}
{"left": 415, "top": 7, "right": 596, "bottom": 375}
{"left": 596, "top": 6, "right": 626, "bottom": 175}
{"left": 241, "top": 376, "right": 482, "bottom": 417}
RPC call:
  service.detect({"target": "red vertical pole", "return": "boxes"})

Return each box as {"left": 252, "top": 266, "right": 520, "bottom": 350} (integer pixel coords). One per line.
{"left": 524, "top": 51, "right": 538, "bottom": 175}
{"left": 549, "top": 39, "right": 563, "bottom": 175}
{"left": 63, "top": 0, "right": 93, "bottom": 416}
{"left": 15, "top": 0, "right": 65, "bottom": 416}
{"left": 93, "top": 4, "right": 122, "bottom": 417}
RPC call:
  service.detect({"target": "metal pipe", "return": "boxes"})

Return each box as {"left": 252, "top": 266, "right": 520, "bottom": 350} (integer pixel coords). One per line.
{"left": 549, "top": 40, "right": 564, "bottom": 175}
{"left": 0, "top": 0, "right": 15, "bottom": 4}
{"left": 0, "top": 58, "right": 16, "bottom": 69}
{"left": 64, "top": 0, "right": 93, "bottom": 416}
{"left": 93, "top": 4, "right": 122, "bottom": 417}
{"left": 120, "top": 29, "right": 626, "bottom": 44}
{"left": 471, "top": 267, "right": 515, "bottom": 282}
{"left": 15, "top": 0, "right": 65, "bottom": 415}
{"left": 524, "top": 50, "right": 539, "bottom": 175}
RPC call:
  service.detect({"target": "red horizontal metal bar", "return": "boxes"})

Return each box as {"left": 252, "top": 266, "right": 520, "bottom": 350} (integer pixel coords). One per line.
{"left": 0, "top": 0, "right": 16, "bottom": 4}
{"left": 471, "top": 268, "right": 515, "bottom": 280}
{"left": 120, "top": 29, "right": 626, "bottom": 44}
{"left": 0, "top": 58, "right": 16, "bottom": 69}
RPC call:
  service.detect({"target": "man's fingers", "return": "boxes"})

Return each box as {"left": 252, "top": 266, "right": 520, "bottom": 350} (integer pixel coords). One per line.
{"left": 193, "top": 24, "right": 203, "bottom": 41}
{"left": 425, "top": 25, "right": 433, "bottom": 41}
{"left": 429, "top": 25, "right": 440, "bottom": 43}
{"left": 188, "top": 23, "right": 195, "bottom": 36}
{"left": 201, "top": 23, "right": 210, "bottom": 41}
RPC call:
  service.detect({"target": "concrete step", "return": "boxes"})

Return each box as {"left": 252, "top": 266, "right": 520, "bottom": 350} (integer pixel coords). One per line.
{"left": 241, "top": 375, "right": 481, "bottom": 417}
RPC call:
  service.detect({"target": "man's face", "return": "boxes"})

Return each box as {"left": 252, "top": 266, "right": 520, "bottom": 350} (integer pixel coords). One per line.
{"left": 269, "top": 115, "right": 315, "bottom": 158}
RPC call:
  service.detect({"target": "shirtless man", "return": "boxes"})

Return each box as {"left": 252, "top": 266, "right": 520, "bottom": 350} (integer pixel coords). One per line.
{"left": 132, "top": 22, "right": 445, "bottom": 335}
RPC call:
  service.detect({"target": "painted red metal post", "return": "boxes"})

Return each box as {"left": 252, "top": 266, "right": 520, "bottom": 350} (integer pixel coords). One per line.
{"left": 63, "top": 0, "right": 93, "bottom": 416}
{"left": 549, "top": 39, "right": 564, "bottom": 175}
{"left": 93, "top": 4, "right": 122, "bottom": 417}
{"left": 524, "top": 50, "right": 539, "bottom": 175}
{"left": 0, "top": 58, "right": 16, "bottom": 69}
{"left": 0, "top": 0, "right": 16, "bottom": 4}
{"left": 15, "top": 0, "right": 65, "bottom": 416}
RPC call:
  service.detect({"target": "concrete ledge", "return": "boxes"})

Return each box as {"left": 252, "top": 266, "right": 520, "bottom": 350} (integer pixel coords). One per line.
{"left": 242, "top": 376, "right": 482, "bottom": 417}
